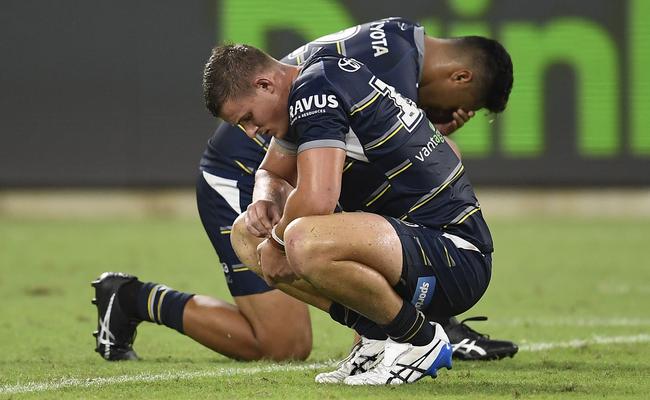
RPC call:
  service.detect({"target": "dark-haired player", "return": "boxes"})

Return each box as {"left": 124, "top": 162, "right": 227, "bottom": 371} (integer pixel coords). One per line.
{"left": 92, "top": 18, "right": 516, "bottom": 369}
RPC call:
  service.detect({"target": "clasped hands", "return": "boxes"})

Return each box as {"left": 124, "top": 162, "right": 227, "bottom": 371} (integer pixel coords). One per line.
{"left": 245, "top": 199, "right": 297, "bottom": 286}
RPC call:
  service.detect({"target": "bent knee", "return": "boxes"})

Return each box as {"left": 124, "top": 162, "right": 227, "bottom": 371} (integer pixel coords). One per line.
{"left": 230, "top": 213, "right": 249, "bottom": 245}
{"left": 230, "top": 213, "right": 263, "bottom": 275}
{"left": 284, "top": 217, "right": 335, "bottom": 277}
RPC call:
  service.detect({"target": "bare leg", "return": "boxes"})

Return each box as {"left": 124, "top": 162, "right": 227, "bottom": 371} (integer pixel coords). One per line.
{"left": 284, "top": 212, "right": 404, "bottom": 325}
{"left": 182, "top": 290, "right": 312, "bottom": 361}
{"left": 231, "top": 213, "right": 333, "bottom": 312}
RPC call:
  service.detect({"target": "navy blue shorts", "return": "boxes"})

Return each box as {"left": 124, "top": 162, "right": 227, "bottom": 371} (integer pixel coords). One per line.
{"left": 384, "top": 216, "right": 492, "bottom": 320}
{"left": 196, "top": 171, "right": 273, "bottom": 297}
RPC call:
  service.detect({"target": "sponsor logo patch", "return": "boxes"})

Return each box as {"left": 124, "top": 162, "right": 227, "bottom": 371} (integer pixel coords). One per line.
{"left": 414, "top": 129, "right": 446, "bottom": 162}
{"left": 337, "top": 57, "right": 362, "bottom": 72}
{"left": 369, "top": 21, "right": 389, "bottom": 57}
{"left": 289, "top": 94, "right": 340, "bottom": 123}
{"left": 411, "top": 276, "right": 436, "bottom": 310}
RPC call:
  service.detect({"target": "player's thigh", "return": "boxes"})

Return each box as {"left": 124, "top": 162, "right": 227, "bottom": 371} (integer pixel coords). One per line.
{"left": 285, "top": 212, "right": 403, "bottom": 285}
{"left": 384, "top": 216, "right": 492, "bottom": 318}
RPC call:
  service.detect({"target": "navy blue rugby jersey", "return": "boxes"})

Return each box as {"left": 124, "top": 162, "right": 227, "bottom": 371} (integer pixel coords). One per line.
{"left": 200, "top": 122, "right": 268, "bottom": 191}
{"left": 199, "top": 17, "right": 424, "bottom": 189}
{"left": 280, "top": 48, "right": 493, "bottom": 254}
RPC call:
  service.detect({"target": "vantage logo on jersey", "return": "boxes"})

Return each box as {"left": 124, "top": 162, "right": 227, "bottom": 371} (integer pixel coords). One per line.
{"left": 289, "top": 94, "right": 340, "bottom": 122}
{"left": 415, "top": 128, "right": 446, "bottom": 162}
{"left": 411, "top": 276, "right": 436, "bottom": 310}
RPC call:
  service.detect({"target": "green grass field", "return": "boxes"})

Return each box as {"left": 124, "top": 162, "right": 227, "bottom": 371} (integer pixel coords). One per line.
{"left": 1, "top": 215, "right": 649, "bottom": 399}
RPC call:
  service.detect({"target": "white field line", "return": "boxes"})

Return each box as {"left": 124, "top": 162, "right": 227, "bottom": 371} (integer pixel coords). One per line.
{"left": 0, "top": 362, "right": 330, "bottom": 395}
{"left": 2, "top": 334, "right": 650, "bottom": 395}
{"left": 519, "top": 334, "right": 650, "bottom": 352}
{"left": 490, "top": 317, "right": 650, "bottom": 327}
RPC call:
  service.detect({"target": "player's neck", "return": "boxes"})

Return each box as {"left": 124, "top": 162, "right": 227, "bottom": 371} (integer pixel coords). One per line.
{"left": 421, "top": 38, "right": 457, "bottom": 87}
{"left": 279, "top": 63, "right": 302, "bottom": 86}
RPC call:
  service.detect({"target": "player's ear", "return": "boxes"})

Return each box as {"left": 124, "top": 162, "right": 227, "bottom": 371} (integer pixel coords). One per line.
{"left": 451, "top": 69, "right": 473, "bottom": 84}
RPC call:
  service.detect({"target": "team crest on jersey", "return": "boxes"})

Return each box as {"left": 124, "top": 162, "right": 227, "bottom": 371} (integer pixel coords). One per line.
{"left": 338, "top": 57, "right": 362, "bottom": 72}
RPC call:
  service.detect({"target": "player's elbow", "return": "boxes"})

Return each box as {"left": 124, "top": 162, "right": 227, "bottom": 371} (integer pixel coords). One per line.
{"left": 300, "top": 187, "right": 338, "bottom": 215}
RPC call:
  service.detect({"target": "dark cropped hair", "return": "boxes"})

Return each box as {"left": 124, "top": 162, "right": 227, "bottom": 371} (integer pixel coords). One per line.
{"left": 456, "top": 36, "right": 513, "bottom": 114}
{"left": 203, "top": 44, "right": 273, "bottom": 117}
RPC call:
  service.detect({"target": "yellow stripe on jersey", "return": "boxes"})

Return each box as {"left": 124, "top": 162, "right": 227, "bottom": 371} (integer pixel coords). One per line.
{"left": 365, "top": 124, "right": 404, "bottom": 151}
{"left": 343, "top": 160, "right": 355, "bottom": 173}
{"left": 365, "top": 183, "right": 391, "bottom": 207}
{"left": 234, "top": 160, "right": 253, "bottom": 175}
{"left": 415, "top": 237, "right": 432, "bottom": 266}
{"left": 408, "top": 165, "right": 465, "bottom": 214}
{"left": 336, "top": 41, "right": 342, "bottom": 54}
{"left": 442, "top": 243, "right": 454, "bottom": 267}
{"left": 239, "top": 125, "right": 267, "bottom": 152}
{"left": 387, "top": 161, "right": 413, "bottom": 180}
{"left": 444, "top": 207, "right": 481, "bottom": 229}
{"left": 349, "top": 92, "right": 381, "bottom": 116}
{"left": 251, "top": 136, "right": 268, "bottom": 151}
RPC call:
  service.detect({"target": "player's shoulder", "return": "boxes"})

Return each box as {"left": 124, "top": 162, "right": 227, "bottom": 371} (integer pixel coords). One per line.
{"left": 292, "top": 48, "right": 345, "bottom": 91}
{"left": 299, "top": 48, "right": 368, "bottom": 85}
{"left": 291, "top": 48, "right": 371, "bottom": 106}
{"left": 357, "top": 17, "right": 423, "bottom": 43}
{"left": 281, "top": 17, "right": 422, "bottom": 67}
{"left": 362, "top": 17, "right": 420, "bottom": 32}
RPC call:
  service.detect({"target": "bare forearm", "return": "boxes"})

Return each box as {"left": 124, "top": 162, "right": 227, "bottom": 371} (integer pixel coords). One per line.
{"left": 275, "top": 187, "right": 336, "bottom": 237}
{"left": 272, "top": 147, "right": 345, "bottom": 237}
{"left": 253, "top": 169, "right": 292, "bottom": 208}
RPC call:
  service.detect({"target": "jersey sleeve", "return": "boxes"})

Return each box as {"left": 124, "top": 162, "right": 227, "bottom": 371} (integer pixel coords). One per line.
{"left": 413, "top": 24, "right": 425, "bottom": 82}
{"left": 287, "top": 72, "right": 350, "bottom": 154}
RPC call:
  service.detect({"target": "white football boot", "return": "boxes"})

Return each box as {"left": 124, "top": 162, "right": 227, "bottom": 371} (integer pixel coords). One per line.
{"left": 344, "top": 322, "right": 452, "bottom": 385}
{"left": 315, "top": 337, "right": 385, "bottom": 383}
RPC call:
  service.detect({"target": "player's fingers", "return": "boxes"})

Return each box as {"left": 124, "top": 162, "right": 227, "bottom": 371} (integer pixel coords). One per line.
{"left": 247, "top": 223, "right": 264, "bottom": 238}
{"left": 258, "top": 207, "right": 275, "bottom": 233}
{"left": 269, "top": 206, "right": 282, "bottom": 226}
{"left": 249, "top": 204, "right": 274, "bottom": 237}
{"left": 245, "top": 208, "right": 264, "bottom": 237}
{"left": 446, "top": 112, "right": 461, "bottom": 129}
{"left": 455, "top": 109, "right": 470, "bottom": 123}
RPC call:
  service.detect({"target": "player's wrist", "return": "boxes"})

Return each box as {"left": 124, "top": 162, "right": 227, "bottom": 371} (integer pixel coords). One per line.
{"left": 270, "top": 225, "right": 285, "bottom": 252}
